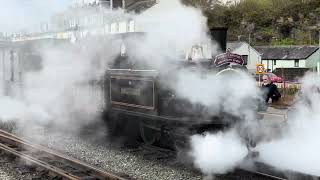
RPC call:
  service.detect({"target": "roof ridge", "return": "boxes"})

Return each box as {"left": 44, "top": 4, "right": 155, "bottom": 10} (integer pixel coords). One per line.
{"left": 254, "top": 45, "right": 319, "bottom": 48}
{"left": 227, "top": 41, "right": 245, "bottom": 43}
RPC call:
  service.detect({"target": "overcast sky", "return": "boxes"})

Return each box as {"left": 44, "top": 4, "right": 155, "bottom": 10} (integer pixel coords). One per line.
{"left": 0, "top": 0, "right": 72, "bottom": 34}
{"left": 0, "top": 0, "right": 241, "bottom": 35}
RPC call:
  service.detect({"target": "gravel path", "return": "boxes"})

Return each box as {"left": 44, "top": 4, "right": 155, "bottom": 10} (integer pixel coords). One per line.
{"left": 16, "top": 125, "right": 203, "bottom": 180}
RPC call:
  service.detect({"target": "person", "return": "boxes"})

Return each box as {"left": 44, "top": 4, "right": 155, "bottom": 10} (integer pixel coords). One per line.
{"left": 261, "top": 74, "right": 281, "bottom": 103}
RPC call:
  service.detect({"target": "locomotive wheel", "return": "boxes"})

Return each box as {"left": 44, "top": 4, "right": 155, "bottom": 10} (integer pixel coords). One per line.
{"left": 139, "top": 120, "right": 160, "bottom": 145}
{"left": 107, "top": 117, "right": 119, "bottom": 136}
{"left": 104, "top": 112, "right": 122, "bottom": 137}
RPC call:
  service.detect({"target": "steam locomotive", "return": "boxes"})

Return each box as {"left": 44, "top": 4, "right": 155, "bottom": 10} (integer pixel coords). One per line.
{"left": 103, "top": 28, "right": 253, "bottom": 146}
{"left": 1, "top": 29, "right": 258, "bottom": 147}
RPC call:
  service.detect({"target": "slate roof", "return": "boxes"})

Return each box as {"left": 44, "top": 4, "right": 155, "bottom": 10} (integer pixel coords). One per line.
{"left": 254, "top": 46, "right": 319, "bottom": 60}
{"left": 227, "top": 42, "right": 244, "bottom": 51}
{"left": 126, "top": 0, "right": 157, "bottom": 13}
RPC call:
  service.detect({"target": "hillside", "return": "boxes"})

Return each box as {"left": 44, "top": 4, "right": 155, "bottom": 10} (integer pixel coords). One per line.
{"left": 183, "top": 0, "right": 320, "bottom": 45}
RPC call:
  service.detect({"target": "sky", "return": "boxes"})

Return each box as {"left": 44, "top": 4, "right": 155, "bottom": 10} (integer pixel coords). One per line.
{"left": 0, "top": 0, "right": 241, "bottom": 35}
{"left": 0, "top": 0, "right": 72, "bottom": 34}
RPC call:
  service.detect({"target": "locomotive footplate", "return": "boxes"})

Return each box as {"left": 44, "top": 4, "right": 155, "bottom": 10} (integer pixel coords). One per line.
{"left": 108, "top": 107, "right": 231, "bottom": 148}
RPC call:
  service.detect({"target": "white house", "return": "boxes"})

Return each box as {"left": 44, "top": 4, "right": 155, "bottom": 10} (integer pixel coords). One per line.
{"left": 304, "top": 47, "right": 320, "bottom": 73}
{"left": 255, "top": 46, "right": 319, "bottom": 72}
{"left": 227, "top": 41, "right": 262, "bottom": 73}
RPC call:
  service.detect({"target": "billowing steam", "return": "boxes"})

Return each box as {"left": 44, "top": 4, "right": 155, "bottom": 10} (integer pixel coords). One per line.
{"left": 132, "top": 0, "right": 213, "bottom": 68}
{"left": 3, "top": 0, "right": 320, "bottom": 178}
{"left": 22, "top": 44, "right": 103, "bottom": 127}
{"left": 0, "top": 0, "right": 263, "bottom": 177}
{"left": 0, "top": 96, "right": 49, "bottom": 122}
{"left": 0, "top": 42, "right": 106, "bottom": 133}
{"left": 190, "top": 130, "right": 248, "bottom": 176}
{"left": 178, "top": 69, "right": 262, "bottom": 175}
{"left": 175, "top": 69, "right": 260, "bottom": 115}
{"left": 257, "top": 73, "right": 320, "bottom": 176}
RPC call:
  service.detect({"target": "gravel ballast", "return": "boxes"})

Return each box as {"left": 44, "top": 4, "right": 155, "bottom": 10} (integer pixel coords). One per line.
{"left": 16, "top": 125, "right": 202, "bottom": 180}
{"left": 1, "top": 122, "right": 284, "bottom": 180}
{"left": 0, "top": 155, "right": 41, "bottom": 180}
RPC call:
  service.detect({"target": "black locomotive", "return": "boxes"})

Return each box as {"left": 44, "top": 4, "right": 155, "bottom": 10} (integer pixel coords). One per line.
{"left": 103, "top": 29, "right": 253, "bottom": 147}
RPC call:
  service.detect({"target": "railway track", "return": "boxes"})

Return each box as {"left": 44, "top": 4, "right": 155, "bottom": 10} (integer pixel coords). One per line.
{"left": 1, "top": 127, "right": 317, "bottom": 180}
{"left": 123, "top": 144, "right": 308, "bottom": 180}
{"left": 0, "top": 129, "right": 130, "bottom": 180}
{"left": 248, "top": 161, "right": 320, "bottom": 180}
{"left": 83, "top": 125, "right": 319, "bottom": 180}
{"left": 143, "top": 146, "right": 320, "bottom": 180}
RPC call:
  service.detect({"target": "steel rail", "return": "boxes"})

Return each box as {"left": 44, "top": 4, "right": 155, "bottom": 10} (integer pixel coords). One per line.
{"left": 0, "top": 129, "right": 128, "bottom": 180}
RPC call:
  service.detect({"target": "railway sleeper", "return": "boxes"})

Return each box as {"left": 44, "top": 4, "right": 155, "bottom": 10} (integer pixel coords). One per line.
{"left": 78, "top": 176, "right": 98, "bottom": 180}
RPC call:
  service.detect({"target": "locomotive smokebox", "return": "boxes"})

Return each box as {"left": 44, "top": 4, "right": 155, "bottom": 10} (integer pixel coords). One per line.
{"left": 210, "top": 28, "right": 228, "bottom": 54}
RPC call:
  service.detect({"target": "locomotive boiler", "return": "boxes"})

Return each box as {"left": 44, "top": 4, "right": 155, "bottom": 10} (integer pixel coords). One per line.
{"left": 103, "top": 28, "right": 254, "bottom": 146}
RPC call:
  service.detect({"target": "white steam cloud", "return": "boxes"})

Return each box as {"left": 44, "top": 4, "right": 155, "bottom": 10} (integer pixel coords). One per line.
{"left": 0, "top": 96, "right": 49, "bottom": 122}
{"left": 257, "top": 73, "right": 320, "bottom": 176}
{"left": 22, "top": 44, "right": 102, "bottom": 127}
{"left": 0, "top": 42, "right": 106, "bottom": 133}
{"left": 175, "top": 70, "right": 260, "bottom": 114}
{"left": 190, "top": 130, "right": 248, "bottom": 176}
{"left": 133, "top": 2, "right": 262, "bottom": 175}
{"left": 3, "top": 0, "right": 309, "bottom": 178}
{"left": 0, "top": 0, "right": 215, "bottom": 131}
{"left": 182, "top": 70, "right": 262, "bottom": 175}
{"left": 132, "top": 0, "right": 213, "bottom": 68}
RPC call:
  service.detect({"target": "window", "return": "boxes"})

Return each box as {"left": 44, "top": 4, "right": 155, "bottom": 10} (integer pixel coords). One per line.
{"left": 274, "top": 60, "right": 276, "bottom": 65}
{"left": 241, "top": 55, "right": 248, "bottom": 65}
{"left": 84, "top": 16, "right": 89, "bottom": 26}
{"left": 111, "top": 23, "right": 117, "bottom": 33}
{"left": 129, "top": 20, "right": 135, "bottom": 32}
{"left": 119, "top": 22, "right": 127, "bottom": 33}
{"left": 120, "top": 43, "right": 127, "bottom": 57}
{"left": 116, "top": 23, "right": 119, "bottom": 32}
{"left": 294, "top": 60, "right": 299, "bottom": 67}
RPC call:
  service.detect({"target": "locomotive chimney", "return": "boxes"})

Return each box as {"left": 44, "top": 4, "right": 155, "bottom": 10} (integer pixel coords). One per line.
{"left": 210, "top": 28, "right": 228, "bottom": 56}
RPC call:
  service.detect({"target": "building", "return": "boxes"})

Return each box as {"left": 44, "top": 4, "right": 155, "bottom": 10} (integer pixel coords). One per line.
{"left": 255, "top": 46, "right": 319, "bottom": 72}
{"left": 9, "top": 0, "right": 157, "bottom": 42}
{"left": 305, "top": 47, "right": 320, "bottom": 73}
{"left": 48, "top": 0, "right": 157, "bottom": 37}
{"left": 227, "top": 41, "right": 262, "bottom": 73}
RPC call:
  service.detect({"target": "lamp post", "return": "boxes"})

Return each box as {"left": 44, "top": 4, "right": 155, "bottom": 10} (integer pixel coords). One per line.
{"left": 10, "top": 50, "right": 14, "bottom": 82}
{"left": 2, "top": 49, "right": 5, "bottom": 95}
{"left": 317, "top": 28, "right": 320, "bottom": 76}
{"left": 248, "top": 33, "right": 251, "bottom": 64}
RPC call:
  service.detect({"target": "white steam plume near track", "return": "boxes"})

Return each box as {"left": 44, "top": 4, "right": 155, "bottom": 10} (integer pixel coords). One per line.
{"left": 257, "top": 73, "right": 320, "bottom": 176}
{"left": 180, "top": 70, "right": 261, "bottom": 177}
{"left": 190, "top": 130, "right": 248, "bottom": 176}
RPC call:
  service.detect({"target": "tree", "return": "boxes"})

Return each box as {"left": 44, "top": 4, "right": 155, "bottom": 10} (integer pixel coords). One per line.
{"left": 183, "top": 0, "right": 320, "bottom": 45}
{"left": 181, "top": 0, "right": 220, "bottom": 11}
